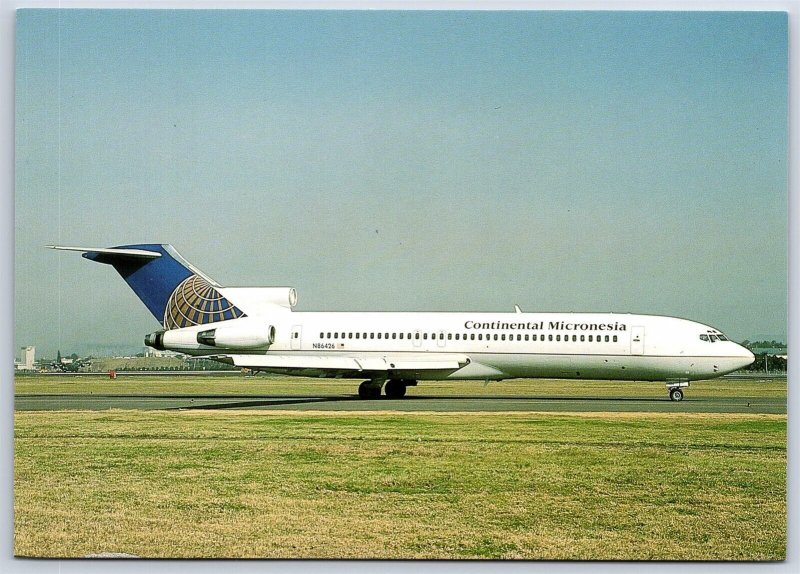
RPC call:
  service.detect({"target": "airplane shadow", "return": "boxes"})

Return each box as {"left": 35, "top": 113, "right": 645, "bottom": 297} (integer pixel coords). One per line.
{"left": 173, "top": 393, "right": 673, "bottom": 410}
{"left": 171, "top": 395, "right": 363, "bottom": 410}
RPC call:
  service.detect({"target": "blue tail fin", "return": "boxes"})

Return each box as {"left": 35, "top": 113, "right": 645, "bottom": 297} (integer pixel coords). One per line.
{"left": 51, "top": 244, "right": 245, "bottom": 328}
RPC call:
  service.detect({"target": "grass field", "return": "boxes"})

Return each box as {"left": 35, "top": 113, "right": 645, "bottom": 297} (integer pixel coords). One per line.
{"left": 14, "top": 375, "right": 786, "bottom": 560}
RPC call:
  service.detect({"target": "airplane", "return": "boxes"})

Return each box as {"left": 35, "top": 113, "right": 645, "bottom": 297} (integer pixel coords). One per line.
{"left": 48, "top": 243, "right": 755, "bottom": 401}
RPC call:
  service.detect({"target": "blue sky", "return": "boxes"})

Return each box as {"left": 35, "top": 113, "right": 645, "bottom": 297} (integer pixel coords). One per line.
{"left": 15, "top": 9, "right": 787, "bottom": 357}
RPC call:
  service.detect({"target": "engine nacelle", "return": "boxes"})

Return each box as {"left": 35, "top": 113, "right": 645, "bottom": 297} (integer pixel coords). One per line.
{"left": 196, "top": 322, "right": 276, "bottom": 349}
{"left": 220, "top": 287, "right": 298, "bottom": 312}
{"left": 144, "top": 330, "right": 166, "bottom": 351}
{"left": 145, "top": 318, "right": 278, "bottom": 353}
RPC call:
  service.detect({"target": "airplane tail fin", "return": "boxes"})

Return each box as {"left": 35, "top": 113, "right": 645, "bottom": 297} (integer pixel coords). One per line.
{"left": 47, "top": 244, "right": 245, "bottom": 328}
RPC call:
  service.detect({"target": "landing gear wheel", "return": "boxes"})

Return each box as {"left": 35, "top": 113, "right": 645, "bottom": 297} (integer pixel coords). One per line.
{"left": 358, "top": 381, "right": 381, "bottom": 400}
{"left": 669, "top": 388, "right": 684, "bottom": 402}
{"left": 384, "top": 379, "right": 407, "bottom": 399}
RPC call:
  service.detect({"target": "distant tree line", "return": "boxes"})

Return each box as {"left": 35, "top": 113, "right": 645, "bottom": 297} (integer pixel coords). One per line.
{"left": 742, "top": 354, "right": 786, "bottom": 373}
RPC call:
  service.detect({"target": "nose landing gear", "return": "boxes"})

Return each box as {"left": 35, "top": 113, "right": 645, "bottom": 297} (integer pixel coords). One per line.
{"left": 666, "top": 380, "right": 689, "bottom": 401}
{"left": 669, "top": 388, "right": 684, "bottom": 402}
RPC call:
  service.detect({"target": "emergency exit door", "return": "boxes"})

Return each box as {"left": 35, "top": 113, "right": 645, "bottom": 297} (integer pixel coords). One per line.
{"left": 630, "top": 326, "right": 645, "bottom": 355}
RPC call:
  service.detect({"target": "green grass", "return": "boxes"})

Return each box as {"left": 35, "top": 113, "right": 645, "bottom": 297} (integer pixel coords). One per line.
{"left": 14, "top": 407, "right": 786, "bottom": 559}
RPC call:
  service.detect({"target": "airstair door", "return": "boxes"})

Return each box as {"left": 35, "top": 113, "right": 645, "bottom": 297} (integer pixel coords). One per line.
{"left": 630, "top": 326, "right": 645, "bottom": 355}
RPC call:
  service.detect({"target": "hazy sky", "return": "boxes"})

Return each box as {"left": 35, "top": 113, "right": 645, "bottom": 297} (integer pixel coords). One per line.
{"left": 15, "top": 9, "right": 787, "bottom": 358}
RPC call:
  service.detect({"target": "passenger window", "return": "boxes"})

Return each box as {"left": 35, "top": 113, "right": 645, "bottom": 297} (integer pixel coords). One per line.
{"left": 525, "top": 334, "right": 530, "bottom": 341}
{"left": 423, "top": 333, "right": 428, "bottom": 340}
{"left": 605, "top": 335, "right": 609, "bottom": 342}
{"left": 399, "top": 333, "right": 403, "bottom": 339}
{"left": 549, "top": 334, "right": 553, "bottom": 341}
{"left": 494, "top": 334, "right": 499, "bottom": 341}
{"left": 377, "top": 333, "right": 382, "bottom": 339}
{"left": 613, "top": 335, "right": 618, "bottom": 342}
{"left": 415, "top": 332, "right": 420, "bottom": 339}
{"left": 588, "top": 335, "right": 592, "bottom": 342}
{"left": 392, "top": 333, "right": 396, "bottom": 339}
{"left": 572, "top": 335, "right": 577, "bottom": 342}
{"left": 531, "top": 334, "right": 536, "bottom": 341}
{"left": 439, "top": 333, "right": 444, "bottom": 340}
{"left": 556, "top": 335, "right": 561, "bottom": 342}
{"left": 501, "top": 334, "right": 506, "bottom": 341}
{"left": 370, "top": 333, "right": 374, "bottom": 339}
{"left": 448, "top": 333, "right": 452, "bottom": 340}
{"left": 348, "top": 333, "right": 352, "bottom": 339}
{"left": 472, "top": 334, "right": 477, "bottom": 340}
{"left": 455, "top": 334, "right": 460, "bottom": 340}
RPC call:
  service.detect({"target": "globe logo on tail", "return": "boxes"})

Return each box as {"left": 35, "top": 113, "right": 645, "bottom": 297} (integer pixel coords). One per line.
{"left": 163, "top": 275, "right": 244, "bottom": 329}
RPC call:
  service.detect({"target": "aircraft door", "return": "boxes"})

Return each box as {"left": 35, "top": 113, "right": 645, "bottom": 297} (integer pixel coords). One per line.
{"left": 630, "top": 326, "right": 644, "bottom": 355}
{"left": 413, "top": 330, "right": 422, "bottom": 348}
{"left": 291, "top": 325, "right": 302, "bottom": 350}
{"left": 437, "top": 331, "right": 446, "bottom": 348}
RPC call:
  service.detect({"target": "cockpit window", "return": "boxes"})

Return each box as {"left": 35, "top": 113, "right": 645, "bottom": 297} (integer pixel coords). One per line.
{"left": 701, "top": 332, "right": 729, "bottom": 342}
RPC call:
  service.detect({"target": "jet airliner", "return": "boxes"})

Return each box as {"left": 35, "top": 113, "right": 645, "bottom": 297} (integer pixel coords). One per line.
{"left": 49, "top": 244, "right": 754, "bottom": 401}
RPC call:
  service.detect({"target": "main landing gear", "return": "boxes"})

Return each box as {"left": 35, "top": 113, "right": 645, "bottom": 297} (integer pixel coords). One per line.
{"left": 358, "top": 381, "right": 382, "bottom": 400}
{"left": 666, "top": 381, "right": 689, "bottom": 402}
{"left": 357, "top": 379, "right": 416, "bottom": 400}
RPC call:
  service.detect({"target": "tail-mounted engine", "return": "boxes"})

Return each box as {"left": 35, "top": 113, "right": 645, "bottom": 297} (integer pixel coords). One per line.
{"left": 196, "top": 323, "right": 276, "bottom": 349}
{"left": 145, "top": 317, "right": 276, "bottom": 352}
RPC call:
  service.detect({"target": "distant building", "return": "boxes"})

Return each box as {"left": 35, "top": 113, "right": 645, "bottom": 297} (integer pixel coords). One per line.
{"left": 15, "top": 346, "right": 35, "bottom": 371}
{"left": 144, "top": 347, "right": 182, "bottom": 358}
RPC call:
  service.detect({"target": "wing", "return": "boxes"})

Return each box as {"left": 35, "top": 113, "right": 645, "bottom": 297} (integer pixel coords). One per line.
{"left": 207, "top": 353, "right": 470, "bottom": 378}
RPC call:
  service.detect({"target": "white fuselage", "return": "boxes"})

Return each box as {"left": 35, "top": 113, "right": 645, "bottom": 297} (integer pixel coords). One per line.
{"left": 163, "top": 311, "right": 754, "bottom": 382}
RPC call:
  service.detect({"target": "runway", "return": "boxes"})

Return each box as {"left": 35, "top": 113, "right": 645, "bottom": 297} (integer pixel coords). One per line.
{"left": 14, "top": 392, "right": 786, "bottom": 414}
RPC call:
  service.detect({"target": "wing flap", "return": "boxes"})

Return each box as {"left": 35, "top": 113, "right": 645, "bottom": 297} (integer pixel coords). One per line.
{"left": 210, "top": 353, "right": 469, "bottom": 373}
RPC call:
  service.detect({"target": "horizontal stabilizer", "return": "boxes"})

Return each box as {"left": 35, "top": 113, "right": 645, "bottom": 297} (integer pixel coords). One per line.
{"left": 46, "top": 245, "right": 162, "bottom": 259}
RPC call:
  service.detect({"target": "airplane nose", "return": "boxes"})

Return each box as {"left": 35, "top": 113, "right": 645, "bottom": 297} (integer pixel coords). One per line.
{"left": 737, "top": 345, "right": 755, "bottom": 368}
